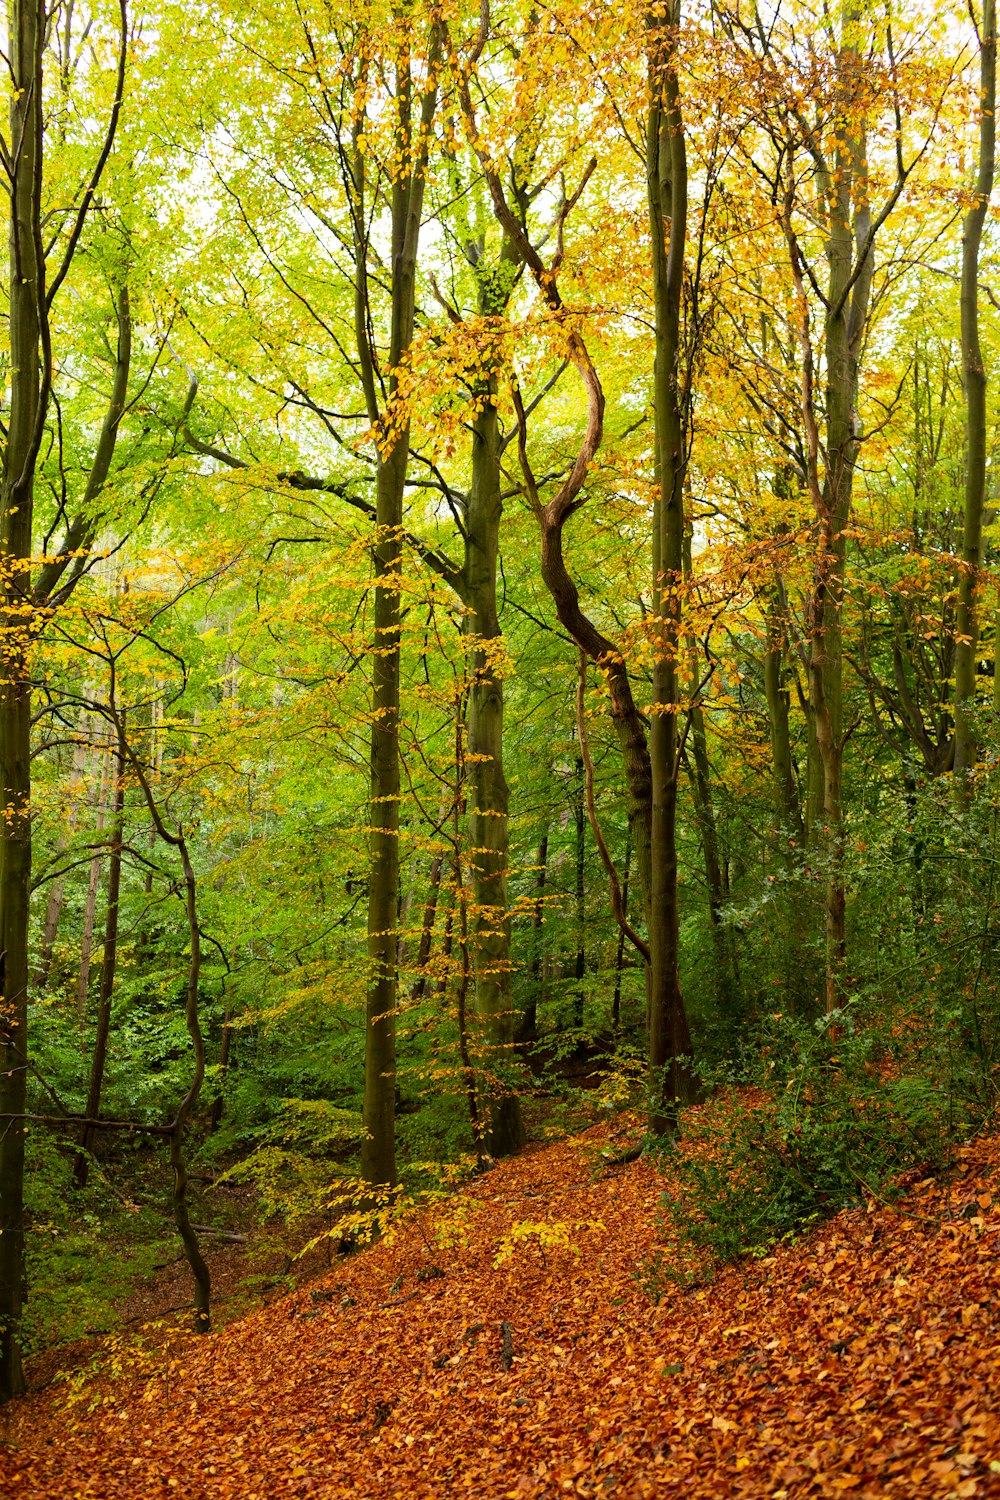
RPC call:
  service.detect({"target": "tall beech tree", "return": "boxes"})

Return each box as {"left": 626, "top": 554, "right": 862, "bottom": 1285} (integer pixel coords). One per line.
{"left": 345, "top": 8, "right": 444, "bottom": 1192}
{"left": 646, "top": 0, "right": 696, "bottom": 1119}
{"left": 0, "top": 0, "right": 127, "bottom": 1398}
{"left": 441, "top": 213, "right": 528, "bottom": 1155}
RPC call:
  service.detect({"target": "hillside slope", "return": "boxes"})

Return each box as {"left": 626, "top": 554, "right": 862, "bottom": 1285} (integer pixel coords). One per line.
{"left": 4, "top": 1117, "right": 1000, "bottom": 1499}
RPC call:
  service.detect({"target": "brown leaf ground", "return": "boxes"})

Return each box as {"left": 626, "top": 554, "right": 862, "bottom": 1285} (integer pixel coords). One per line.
{"left": 3, "top": 1114, "right": 1000, "bottom": 1499}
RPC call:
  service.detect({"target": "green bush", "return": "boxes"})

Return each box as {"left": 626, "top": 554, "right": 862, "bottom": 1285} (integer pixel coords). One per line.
{"left": 653, "top": 993, "right": 997, "bottom": 1285}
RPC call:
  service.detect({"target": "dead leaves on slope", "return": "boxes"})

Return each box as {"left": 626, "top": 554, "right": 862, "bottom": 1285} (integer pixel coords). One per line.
{"left": 4, "top": 1118, "right": 1000, "bottom": 1498}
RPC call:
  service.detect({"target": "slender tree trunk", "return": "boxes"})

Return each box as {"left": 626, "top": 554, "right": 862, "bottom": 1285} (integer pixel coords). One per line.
{"left": 170, "top": 833, "right": 211, "bottom": 1334}
{"left": 435, "top": 906, "right": 455, "bottom": 1000}
{"left": 463, "top": 365, "right": 524, "bottom": 1154}
{"left": 782, "top": 21, "right": 876, "bottom": 1013}
{"left": 683, "top": 527, "right": 740, "bottom": 1018}
{"left": 687, "top": 708, "right": 741, "bottom": 1017}
{"left": 803, "top": 709, "right": 824, "bottom": 845}
{"left": 764, "top": 584, "right": 817, "bottom": 1009}
{"left": 955, "top": 0, "right": 996, "bottom": 783}
{"left": 395, "top": 825, "right": 417, "bottom": 972}
{"left": 812, "top": 131, "right": 864, "bottom": 1011}
{"left": 0, "top": 0, "right": 125, "bottom": 1394}
{"left": 122, "top": 723, "right": 210, "bottom": 1332}
{"left": 572, "top": 755, "right": 587, "bottom": 1041}
{"left": 74, "top": 733, "right": 126, "bottom": 1187}
{"left": 76, "top": 743, "right": 111, "bottom": 1037}
{"left": 357, "top": 29, "right": 440, "bottom": 1194}
{"left": 0, "top": 0, "right": 43, "bottom": 1399}
{"left": 409, "top": 848, "right": 445, "bottom": 1005}
{"left": 137, "top": 696, "right": 161, "bottom": 962}
{"left": 517, "top": 832, "right": 548, "bottom": 1044}
{"left": 763, "top": 595, "right": 804, "bottom": 843}
{"left": 647, "top": 0, "right": 695, "bottom": 1127}
{"left": 452, "top": 852, "right": 482, "bottom": 1156}
{"left": 466, "top": 0, "right": 693, "bottom": 1133}
{"left": 363, "top": 441, "right": 405, "bottom": 1192}
{"left": 612, "top": 832, "right": 632, "bottom": 1028}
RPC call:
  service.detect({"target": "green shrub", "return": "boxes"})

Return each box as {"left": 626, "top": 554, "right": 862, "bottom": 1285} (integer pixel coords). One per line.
{"left": 653, "top": 994, "right": 997, "bottom": 1287}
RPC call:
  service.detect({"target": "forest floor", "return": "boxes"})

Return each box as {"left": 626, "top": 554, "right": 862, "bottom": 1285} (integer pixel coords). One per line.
{"left": 3, "top": 1110, "right": 1000, "bottom": 1499}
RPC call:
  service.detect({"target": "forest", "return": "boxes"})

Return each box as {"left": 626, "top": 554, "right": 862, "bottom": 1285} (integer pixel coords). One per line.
{"left": 3, "top": 0, "right": 1000, "bottom": 1492}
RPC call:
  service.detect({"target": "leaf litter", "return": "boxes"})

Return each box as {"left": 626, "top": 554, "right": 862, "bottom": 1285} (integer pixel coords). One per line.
{"left": 3, "top": 1113, "right": 1000, "bottom": 1498}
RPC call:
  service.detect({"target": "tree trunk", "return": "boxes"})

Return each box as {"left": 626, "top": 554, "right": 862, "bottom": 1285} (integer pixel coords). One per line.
{"left": 121, "top": 722, "right": 211, "bottom": 1333}
{"left": 395, "top": 822, "right": 417, "bottom": 972}
{"left": 683, "top": 525, "right": 740, "bottom": 1018}
{"left": 612, "top": 832, "right": 632, "bottom": 1029}
{"left": 137, "top": 696, "right": 162, "bottom": 963}
{"left": 74, "top": 733, "right": 126, "bottom": 1188}
{"left": 0, "top": 0, "right": 124, "bottom": 1395}
{"left": 451, "top": 852, "right": 482, "bottom": 1157}
{"left": 781, "top": 19, "right": 876, "bottom": 1013}
{"left": 0, "top": 0, "right": 43, "bottom": 1400}
{"left": 170, "top": 833, "right": 211, "bottom": 1334}
{"left": 517, "top": 832, "right": 548, "bottom": 1044}
{"left": 362, "top": 439, "right": 405, "bottom": 1192}
{"left": 409, "top": 847, "right": 445, "bottom": 1005}
{"left": 954, "top": 0, "right": 996, "bottom": 783}
{"left": 764, "top": 584, "right": 819, "bottom": 1010}
{"left": 463, "top": 361, "right": 524, "bottom": 1154}
{"left": 647, "top": 0, "right": 695, "bottom": 1128}
{"left": 357, "top": 33, "right": 440, "bottom": 1194}
{"left": 763, "top": 594, "right": 804, "bottom": 843}
{"left": 573, "top": 755, "right": 587, "bottom": 1042}
{"left": 76, "top": 743, "right": 111, "bottom": 1037}
{"left": 803, "top": 708, "right": 824, "bottom": 845}
{"left": 467, "top": 0, "right": 693, "bottom": 1134}
{"left": 813, "top": 64, "right": 870, "bottom": 1013}
{"left": 687, "top": 704, "right": 741, "bottom": 1018}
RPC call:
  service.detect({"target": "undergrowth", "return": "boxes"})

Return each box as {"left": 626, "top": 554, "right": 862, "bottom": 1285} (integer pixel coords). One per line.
{"left": 646, "top": 993, "right": 999, "bottom": 1296}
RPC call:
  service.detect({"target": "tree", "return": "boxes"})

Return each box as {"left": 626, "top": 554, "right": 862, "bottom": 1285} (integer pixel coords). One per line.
{"left": 434, "top": 199, "right": 528, "bottom": 1154}
{"left": 646, "top": 0, "right": 696, "bottom": 1121}
{"left": 0, "top": 0, "right": 127, "bottom": 1398}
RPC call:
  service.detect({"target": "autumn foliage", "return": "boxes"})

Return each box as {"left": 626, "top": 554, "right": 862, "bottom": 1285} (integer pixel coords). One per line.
{"left": 4, "top": 0, "right": 1000, "bottom": 1487}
